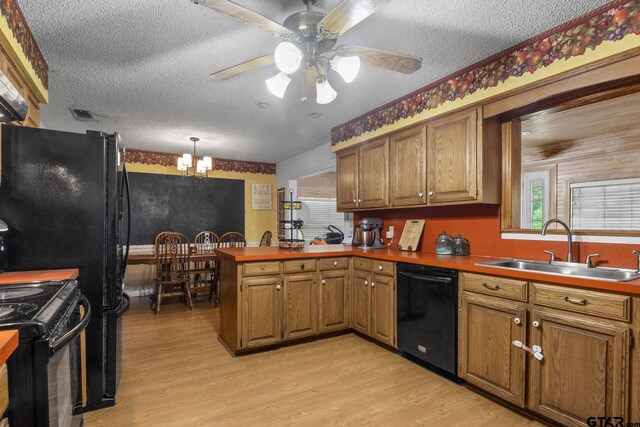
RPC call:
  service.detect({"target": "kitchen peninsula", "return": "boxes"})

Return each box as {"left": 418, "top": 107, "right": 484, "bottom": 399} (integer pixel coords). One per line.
{"left": 217, "top": 245, "right": 640, "bottom": 425}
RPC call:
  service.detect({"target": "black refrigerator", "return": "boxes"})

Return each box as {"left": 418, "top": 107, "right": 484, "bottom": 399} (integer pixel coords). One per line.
{"left": 0, "top": 124, "right": 131, "bottom": 411}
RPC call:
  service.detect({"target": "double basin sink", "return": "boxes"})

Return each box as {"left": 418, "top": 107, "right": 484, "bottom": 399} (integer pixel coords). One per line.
{"left": 475, "top": 259, "right": 640, "bottom": 282}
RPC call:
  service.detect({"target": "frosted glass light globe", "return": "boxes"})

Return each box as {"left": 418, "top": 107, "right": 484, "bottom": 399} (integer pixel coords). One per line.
{"left": 331, "top": 55, "right": 360, "bottom": 83}
{"left": 274, "top": 42, "right": 302, "bottom": 74}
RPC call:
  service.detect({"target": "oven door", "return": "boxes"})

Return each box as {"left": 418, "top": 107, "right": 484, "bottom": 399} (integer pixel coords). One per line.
{"left": 48, "top": 295, "right": 91, "bottom": 427}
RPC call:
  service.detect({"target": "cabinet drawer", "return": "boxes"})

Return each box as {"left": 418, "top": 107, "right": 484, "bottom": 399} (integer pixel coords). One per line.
{"left": 461, "top": 272, "right": 528, "bottom": 302}
{"left": 0, "top": 363, "right": 7, "bottom": 416}
{"left": 353, "top": 257, "right": 372, "bottom": 271}
{"left": 318, "top": 257, "right": 349, "bottom": 271}
{"left": 532, "top": 283, "right": 630, "bottom": 322}
{"left": 283, "top": 259, "right": 317, "bottom": 273}
{"left": 372, "top": 260, "right": 394, "bottom": 276}
{"left": 242, "top": 261, "right": 281, "bottom": 277}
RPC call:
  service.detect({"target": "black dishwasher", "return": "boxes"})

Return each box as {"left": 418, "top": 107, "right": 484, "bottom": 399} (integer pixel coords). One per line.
{"left": 397, "top": 262, "right": 460, "bottom": 381}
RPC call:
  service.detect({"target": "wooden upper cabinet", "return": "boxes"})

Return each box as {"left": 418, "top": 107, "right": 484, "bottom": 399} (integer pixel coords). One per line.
{"left": 529, "top": 308, "right": 629, "bottom": 425}
{"left": 459, "top": 292, "right": 527, "bottom": 407}
{"left": 358, "top": 137, "right": 390, "bottom": 209}
{"left": 427, "top": 107, "right": 478, "bottom": 204}
{"left": 336, "top": 147, "right": 359, "bottom": 211}
{"left": 389, "top": 125, "right": 427, "bottom": 206}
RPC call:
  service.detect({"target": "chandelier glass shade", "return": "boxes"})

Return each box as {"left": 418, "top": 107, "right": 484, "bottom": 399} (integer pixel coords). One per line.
{"left": 331, "top": 55, "right": 360, "bottom": 83}
{"left": 265, "top": 72, "right": 292, "bottom": 98}
{"left": 177, "top": 137, "right": 212, "bottom": 178}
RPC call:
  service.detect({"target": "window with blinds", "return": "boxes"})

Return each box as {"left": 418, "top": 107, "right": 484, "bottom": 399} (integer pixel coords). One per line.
{"left": 570, "top": 178, "right": 640, "bottom": 230}
{"left": 299, "top": 197, "right": 351, "bottom": 243}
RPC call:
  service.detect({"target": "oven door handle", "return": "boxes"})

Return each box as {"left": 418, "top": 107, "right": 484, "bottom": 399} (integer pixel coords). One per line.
{"left": 50, "top": 295, "right": 91, "bottom": 356}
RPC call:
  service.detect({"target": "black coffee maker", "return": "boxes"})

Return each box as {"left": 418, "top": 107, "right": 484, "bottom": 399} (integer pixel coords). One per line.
{"left": 0, "top": 220, "right": 7, "bottom": 272}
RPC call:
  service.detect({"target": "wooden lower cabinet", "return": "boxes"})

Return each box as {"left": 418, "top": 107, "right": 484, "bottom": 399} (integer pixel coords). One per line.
{"left": 319, "top": 269, "right": 350, "bottom": 332}
{"left": 241, "top": 276, "right": 282, "bottom": 349}
{"left": 528, "top": 307, "right": 630, "bottom": 426}
{"left": 283, "top": 273, "right": 318, "bottom": 341}
{"left": 352, "top": 270, "right": 371, "bottom": 335}
{"left": 351, "top": 267, "right": 396, "bottom": 347}
{"left": 371, "top": 274, "right": 395, "bottom": 346}
{"left": 459, "top": 292, "right": 527, "bottom": 407}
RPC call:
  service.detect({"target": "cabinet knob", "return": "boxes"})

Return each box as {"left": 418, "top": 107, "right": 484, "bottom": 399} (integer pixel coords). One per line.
{"left": 418, "top": 192, "right": 423, "bottom": 197}
{"left": 364, "top": 280, "right": 368, "bottom": 286}
{"left": 333, "top": 261, "right": 338, "bottom": 266}
{"left": 378, "top": 265, "right": 383, "bottom": 271}
{"left": 299, "top": 263, "right": 305, "bottom": 270}
{"left": 371, "top": 282, "right": 375, "bottom": 287}
{"left": 358, "top": 199, "right": 362, "bottom": 203}
{"left": 321, "top": 279, "right": 326, "bottom": 285}
{"left": 514, "top": 317, "right": 521, "bottom": 325}
{"left": 276, "top": 284, "right": 281, "bottom": 290}
{"left": 353, "top": 198, "right": 356, "bottom": 203}
{"left": 532, "top": 320, "right": 540, "bottom": 328}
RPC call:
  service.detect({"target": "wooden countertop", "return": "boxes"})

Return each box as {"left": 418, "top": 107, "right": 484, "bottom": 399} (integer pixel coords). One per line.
{"left": 0, "top": 330, "right": 18, "bottom": 365}
{"left": 0, "top": 269, "right": 79, "bottom": 285}
{"left": 215, "top": 246, "right": 640, "bottom": 296}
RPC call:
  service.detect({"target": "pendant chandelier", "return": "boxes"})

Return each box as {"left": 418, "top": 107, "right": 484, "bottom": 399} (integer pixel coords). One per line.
{"left": 177, "top": 137, "right": 212, "bottom": 178}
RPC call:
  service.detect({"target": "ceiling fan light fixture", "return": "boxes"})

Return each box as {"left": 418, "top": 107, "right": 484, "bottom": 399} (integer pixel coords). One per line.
{"left": 315, "top": 77, "right": 337, "bottom": 104}
{"left": 331, "top": 55, "right": 360, "bottom": 83}
{"left": 265, "top": 72, "right": 292, "bottom": 98}
{"left": 274, "top": 42, "right": 302, "bottom": 74}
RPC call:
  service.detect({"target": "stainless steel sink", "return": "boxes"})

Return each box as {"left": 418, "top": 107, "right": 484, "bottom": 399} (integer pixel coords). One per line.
{"left": 475, "top": 259, "right": 640, "bottom": 282}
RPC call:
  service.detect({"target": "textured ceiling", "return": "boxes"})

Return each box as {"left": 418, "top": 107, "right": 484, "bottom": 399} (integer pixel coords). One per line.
{"left": 19, "top": 0, "right": 611, "bottom": 163}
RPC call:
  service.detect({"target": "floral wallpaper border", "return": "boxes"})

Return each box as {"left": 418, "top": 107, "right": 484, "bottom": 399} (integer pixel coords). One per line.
{"left": 124, "top": 149, "right": 276, "bottom": 175}
{"left": 0, "top": 0, "right": 48, "bottom": 88}
{"left": 331, "top": 0, "right": 639, "bottom": 146}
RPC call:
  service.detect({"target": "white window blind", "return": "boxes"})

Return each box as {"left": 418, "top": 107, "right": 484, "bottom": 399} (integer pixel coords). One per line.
{"left": 570, "top": 178, "right": 640, "bottom": 230}
{"left": 299, "top": 197, "right": 350, "bottom": 243}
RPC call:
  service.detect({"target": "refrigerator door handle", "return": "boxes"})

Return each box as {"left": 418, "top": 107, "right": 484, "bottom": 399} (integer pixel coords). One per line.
{"left": 122, "top": 161, "right": 131, "bottom": 277}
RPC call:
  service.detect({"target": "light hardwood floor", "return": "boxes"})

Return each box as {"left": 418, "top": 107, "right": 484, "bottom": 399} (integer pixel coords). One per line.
{"left": 84, "top": 297, "right": 542, "bottom": 426}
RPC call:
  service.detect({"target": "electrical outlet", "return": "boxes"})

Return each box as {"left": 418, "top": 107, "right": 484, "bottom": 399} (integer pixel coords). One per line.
{"left": 386, "top": 226, "right": 395, "bottom": 239}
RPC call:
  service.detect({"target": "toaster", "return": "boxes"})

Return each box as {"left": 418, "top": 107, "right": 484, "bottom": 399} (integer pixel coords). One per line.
{"left": 0, "top": 220, "right": 7, "bottom": 272}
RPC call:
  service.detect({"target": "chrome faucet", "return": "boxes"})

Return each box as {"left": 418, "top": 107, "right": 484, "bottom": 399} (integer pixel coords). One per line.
{"left": 541, "top": 219, "right": 573, "bottom": 263}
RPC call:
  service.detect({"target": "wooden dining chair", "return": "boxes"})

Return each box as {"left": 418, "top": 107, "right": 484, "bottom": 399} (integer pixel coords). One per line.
{"left": 213, "top": 232, "right": 246, "bottom": 304}
{"left": 193, "top": 231, "right": 219, "bottom": 304}
{"left": 218, "top": 232, "right": 246, "bottom": 248}
{"left": 153, "top": 232, "right": 192, "bottom": 314}
{"left": 259, "top": 231, "right": 272, "bottom": 247}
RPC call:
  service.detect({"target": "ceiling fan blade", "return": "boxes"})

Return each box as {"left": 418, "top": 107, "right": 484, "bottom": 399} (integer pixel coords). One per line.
{"left": 210, "top": 54, "right": 274, "bottom": 80}
{"left": 318, "top": 0, "right": 392, "bottom": 37}
{"left": 339, "top": 46, "right": 422, "bottom": 74}
{"left": 196, "top": 0, "right": 291, "bottom": 37}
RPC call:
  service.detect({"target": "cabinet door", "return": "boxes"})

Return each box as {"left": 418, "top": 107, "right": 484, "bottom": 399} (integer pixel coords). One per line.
{"left": 371, "top": 274, "right": 395, "bottom": 347}
{"left": 390, "top": 125, "right": 427, "bottom": 206}
{"left": 241, "top": 276, "right": 282, "bottom": 349}
{"left": 358, "top": 137, "right": 390, "bottom": 209}
{"left": 352, "top": 270, "right": 371, "bottom": 335}
{"left": 319, "top": 270, "right": 350, "bottom": 332}
{"left": 283, "top": 273, "right": 318, "bottom": 341}
{"left": 336, "top": 148, "right": 359, "bottom": 210}
{"left": 427, "top": 108, "right": 478, "bottom": 204}
{"left": 529, "top": 308, "right": 630, "bottom": 426}
{"left": 459, "top": 292, "right": 527, "bottom": 407}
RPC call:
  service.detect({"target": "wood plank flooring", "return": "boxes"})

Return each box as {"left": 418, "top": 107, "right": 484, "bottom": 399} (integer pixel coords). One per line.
{"left": 84, "top": 297, "right": 542, "bottom": 426}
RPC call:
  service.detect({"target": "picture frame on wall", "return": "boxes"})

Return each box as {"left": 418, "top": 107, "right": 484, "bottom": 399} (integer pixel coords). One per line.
{"left": 252, "top": 183, "right": 272, "bottom": 210}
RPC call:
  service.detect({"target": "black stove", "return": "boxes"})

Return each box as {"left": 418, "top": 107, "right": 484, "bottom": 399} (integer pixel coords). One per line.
{"left": 0, "top": 279, "right": 90, "bottom": 427}
{"left": 0, "top": 280, "right": 79, "bottom": 338}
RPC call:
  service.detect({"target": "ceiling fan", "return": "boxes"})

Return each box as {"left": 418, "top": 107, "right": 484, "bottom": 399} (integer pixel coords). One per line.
{"left": 193, "top": 0, "right": 422, "bottom": 104}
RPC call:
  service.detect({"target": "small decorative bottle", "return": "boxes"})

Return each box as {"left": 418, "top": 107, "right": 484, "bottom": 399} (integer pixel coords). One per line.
{"left": 452, "top": 235, "right": 470, "bottom": 256}
{"left": 435, "top": 231, "right": 453, "bottom": 255}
